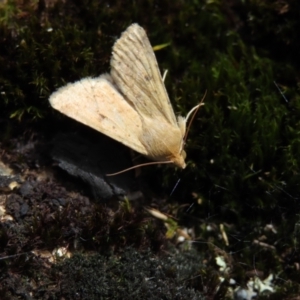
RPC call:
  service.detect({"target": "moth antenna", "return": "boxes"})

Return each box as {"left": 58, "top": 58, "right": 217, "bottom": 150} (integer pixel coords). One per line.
{"left": 0, "top": 252, "right": 31, "bottom": 261}
{"left": 106, "top": 160, "right": 173, "bottom": 176}
{"left": 184, "top": 90, "right": 207, "bottom": 142}
{"left": 162, "top": 69, "right": 168, "bottom": 82}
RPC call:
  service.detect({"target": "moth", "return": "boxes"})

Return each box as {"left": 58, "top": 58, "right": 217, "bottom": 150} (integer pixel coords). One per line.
{"left": 49, "top": 24, "right": 201, "bottom": 172}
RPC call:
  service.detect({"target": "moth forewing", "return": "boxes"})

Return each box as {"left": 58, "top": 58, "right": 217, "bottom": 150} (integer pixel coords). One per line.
{"left": 110, "top": 23, "right": 177, "bottom": 126}
{"left": 49, "top": 75, "right": 148, "bottom": 156}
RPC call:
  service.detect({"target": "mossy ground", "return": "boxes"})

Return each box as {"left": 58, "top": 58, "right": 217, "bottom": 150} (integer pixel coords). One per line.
{"left": 0, "top": 0, "right": 300, "bottom": 299}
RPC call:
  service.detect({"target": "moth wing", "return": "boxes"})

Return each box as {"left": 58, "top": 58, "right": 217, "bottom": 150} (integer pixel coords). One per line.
{"left": 110, "top": 23, "right": 177, "bottom": 126}
{"left": 49, "top": 75, "right": 148, "bottom": 155}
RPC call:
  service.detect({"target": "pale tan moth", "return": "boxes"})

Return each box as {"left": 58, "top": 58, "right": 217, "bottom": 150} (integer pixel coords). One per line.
{"left": 49, "top": 24, "right": 202, "bottom": 174}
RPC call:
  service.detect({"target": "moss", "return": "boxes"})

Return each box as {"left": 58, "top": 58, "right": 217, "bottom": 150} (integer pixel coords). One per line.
{"left": 1, "top": 0, "right": 300, "bottom": 298}
{"left": 51, "top": 247, "right": 206, "bottom": 300}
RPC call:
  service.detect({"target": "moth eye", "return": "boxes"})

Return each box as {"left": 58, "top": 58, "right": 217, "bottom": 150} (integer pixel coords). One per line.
{"left": 181, "top": 150, "right": 186, "bottom": 159}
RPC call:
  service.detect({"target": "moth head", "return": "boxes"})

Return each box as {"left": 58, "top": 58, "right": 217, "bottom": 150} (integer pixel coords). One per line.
{"left": 172, "top": 97, "right": 206, "bottom": 170}
{"left": 171, "top": 149, "right": 186, "bottom": 169}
